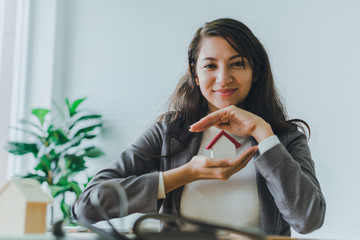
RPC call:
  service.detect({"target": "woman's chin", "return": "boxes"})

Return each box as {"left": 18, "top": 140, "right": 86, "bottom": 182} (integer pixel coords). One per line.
{"left": 208, "top": 103, "right": 231, "bottom": 112}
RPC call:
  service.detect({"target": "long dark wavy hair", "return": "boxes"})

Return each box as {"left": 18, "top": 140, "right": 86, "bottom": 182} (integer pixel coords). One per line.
{"left": 166, "top": 18, "right": 310, "bottom": 137}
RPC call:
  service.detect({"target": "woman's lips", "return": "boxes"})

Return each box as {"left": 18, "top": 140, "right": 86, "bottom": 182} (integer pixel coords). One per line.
{"left": 213, "top": 88, "right": 237, "bottom": 97}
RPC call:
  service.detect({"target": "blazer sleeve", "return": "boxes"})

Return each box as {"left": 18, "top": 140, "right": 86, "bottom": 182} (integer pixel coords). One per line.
{"left": 254, "top": 130, "right": 326, "bottom": 234}
{"left": 72, "top": 120, "right": 168, "bottom": 223}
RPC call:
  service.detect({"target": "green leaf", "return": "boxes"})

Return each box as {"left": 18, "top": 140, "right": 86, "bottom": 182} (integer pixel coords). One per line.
{"left": 87, "top": 176, "right": 93, "bottom": 182}
{"left": 64, "top": 155, "right": 86, "bottom": 172}
{"left": 34, "top": 155, "right": 51, "bottom": 174}
{"left": 69, "top": 181, "right": 82, "bottom": 198}
{"left": 56, "top": 175, "right": 70, "bottom": 186}
{"left": 71, "top": 98, "right": 86, "bottom": 113}
{"left": 60, "top": 135, "right": 83, "bottom": 152}
{"left": 47, "top": 128, "right": 69, "bottom": 145}
{"left": 83, "top": 134, "right": 97, "bottom": 139}
{"left": 73, "top": 123, "right": 103, "bottom": 138}
{"left": 65, "top": 98, "right": 72, "bottom": 116}
{"left": 66, "top": 97, "right": 86, "bottom": 117}
{"left": 46, "top": 149, "right": 61, "bottom": 165}
{"left": 46, "top": 124, "right": 54, "bottom": 133}
{"left": 81, "top": 146, "right": 104, "bottom": 158}
{"left": 68, "top": 114, "right": 102, "bottom": 130}
{"left": 4, "top": 142, "right": 39, "bottom": 158}
{"left": 84, "top": 176, "right": 93, "bottom": 188}
{"left": 32, "top": 108, "right": 50, "bottom": 126}
{"left": 60, "top": 200, "right": 72, "bottom": 222}
{"left": 49, "top": 185, "right": 70, "bottom": 198}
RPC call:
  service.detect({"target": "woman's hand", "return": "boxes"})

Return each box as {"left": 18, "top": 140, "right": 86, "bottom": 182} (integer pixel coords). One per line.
{"left": 185, "top": 145, "right": 259, "bottom": 181}
{"left": 163, "top": 145, "right": 258, "bottom": 193}
{"left": 189, "top": 105, "right": 274, "bottom": 143}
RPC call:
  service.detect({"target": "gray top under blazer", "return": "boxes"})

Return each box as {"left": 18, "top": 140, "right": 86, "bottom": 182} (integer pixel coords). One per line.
{"left": 73, "top": 113, "right": 326, "bottom": 236}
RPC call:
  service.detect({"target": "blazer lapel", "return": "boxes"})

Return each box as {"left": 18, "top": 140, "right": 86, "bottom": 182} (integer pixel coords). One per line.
{"left": 169, "top": 131, "right": 203, "bottom": 214}
{"left": 170, "top": 131, "right": 202, "bottom": 167}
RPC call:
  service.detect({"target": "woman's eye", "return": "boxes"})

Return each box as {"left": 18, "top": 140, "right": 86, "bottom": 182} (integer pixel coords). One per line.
{"left": 204, "top": 64, "right": 216, "bottom": 69}
{"left": 231, "top": 61, "right": 245, "bottom": 67}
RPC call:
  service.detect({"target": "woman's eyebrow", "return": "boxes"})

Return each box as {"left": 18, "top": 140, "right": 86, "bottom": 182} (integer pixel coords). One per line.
{"left": 201, "top": 54, "right": 244, "bottom": 62}
{"left": 201, "top": 57, "right": 216, "bottom": 62}
{"left": 229, "top": 54, "right": 243, "bottom": 60}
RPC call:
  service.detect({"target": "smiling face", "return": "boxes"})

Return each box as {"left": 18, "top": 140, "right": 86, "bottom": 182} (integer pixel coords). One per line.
{"left": 195, "top": 36, "right": 254, "bottom": 113}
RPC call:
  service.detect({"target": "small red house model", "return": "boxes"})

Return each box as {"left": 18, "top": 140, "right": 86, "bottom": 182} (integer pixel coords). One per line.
{"left": 206, "top": 130, "right": 241, "bottom": 159}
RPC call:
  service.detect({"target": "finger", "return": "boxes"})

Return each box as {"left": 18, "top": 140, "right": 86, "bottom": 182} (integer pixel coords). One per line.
{"left": 189, "top": 109, "right": 229, "bottom": 132}
{"left": 237, "top": 149, "right": 256, "bottom": 169}
{"left": 203, "top": 158, "right": 235, "bottom": 168}
{"left": 221, "top": 146, "right": 258, "bottom": 179}
{"left": 208, "top": 146, "right": 258, "bottom": 180}
{"left": 198, "top": 167, "right": 233, "bottom": 180}
{"left": 234, "top": 147, "right": 258, "bottom": 172}
{"left": 189, "top": 117, "right": 223, "bottom": 132}
{"left": 229, "top": 145, "right": 258, "bottom": 165}
{"left": 213, "top": 167, "right": 232, "bottom": 181}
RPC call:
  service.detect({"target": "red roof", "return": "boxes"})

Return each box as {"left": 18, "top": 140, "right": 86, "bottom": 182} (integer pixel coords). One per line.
{"left": 205, "top": 130, "right": 241, "bottom": 150}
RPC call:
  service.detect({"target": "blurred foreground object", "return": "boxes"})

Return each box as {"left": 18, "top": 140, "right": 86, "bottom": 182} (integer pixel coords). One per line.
{"left": 0, "top": 178, "right": 53, "bottom": 235}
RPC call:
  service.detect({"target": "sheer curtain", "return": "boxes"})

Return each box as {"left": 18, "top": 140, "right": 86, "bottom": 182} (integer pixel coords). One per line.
{"left": 0, "top": 0, "right": 62, "bottom": 186}
{"left": 0, "top": 0, "right": 18, "bottom": 188}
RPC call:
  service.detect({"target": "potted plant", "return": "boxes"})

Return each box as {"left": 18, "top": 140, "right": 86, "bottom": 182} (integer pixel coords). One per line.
{"left": 4, "top": 97, "right": 104, "bottom": 224}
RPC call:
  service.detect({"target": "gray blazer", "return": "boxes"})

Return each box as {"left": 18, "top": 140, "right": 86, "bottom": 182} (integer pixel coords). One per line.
{"left": 73, "top": 114, "right": 326, "bottom": 236}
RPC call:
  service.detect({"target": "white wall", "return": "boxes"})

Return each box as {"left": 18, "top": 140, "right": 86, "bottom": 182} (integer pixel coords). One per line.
{"left": 6, "top": 0, "right": 360, "bottom": 238}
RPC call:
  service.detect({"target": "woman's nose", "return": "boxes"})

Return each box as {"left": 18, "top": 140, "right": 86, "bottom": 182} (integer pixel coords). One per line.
{"left": 216, "top": 67, "right": 232, "bottom": 84}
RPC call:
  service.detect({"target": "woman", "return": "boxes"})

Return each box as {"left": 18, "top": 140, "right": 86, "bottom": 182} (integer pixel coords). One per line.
{"left": 73, "top": 18, "right": 325, "bottom": 236}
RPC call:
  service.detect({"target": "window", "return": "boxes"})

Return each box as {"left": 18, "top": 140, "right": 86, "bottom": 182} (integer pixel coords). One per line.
{"left": 0, "top": 0, "right": 30, "bottom": 187}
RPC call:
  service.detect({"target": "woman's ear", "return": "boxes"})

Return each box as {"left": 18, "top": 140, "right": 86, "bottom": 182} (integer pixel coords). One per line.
{"left": 189, "top": 63, "right": 199, "bottom": 86}
{"left": 195, "top": 76, "right": 200, "bottom": 86}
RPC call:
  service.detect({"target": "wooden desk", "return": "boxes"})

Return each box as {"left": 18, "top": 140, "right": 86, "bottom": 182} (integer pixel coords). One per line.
{"left": 267, "top": 237, "right": 323, "bottom": 240}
